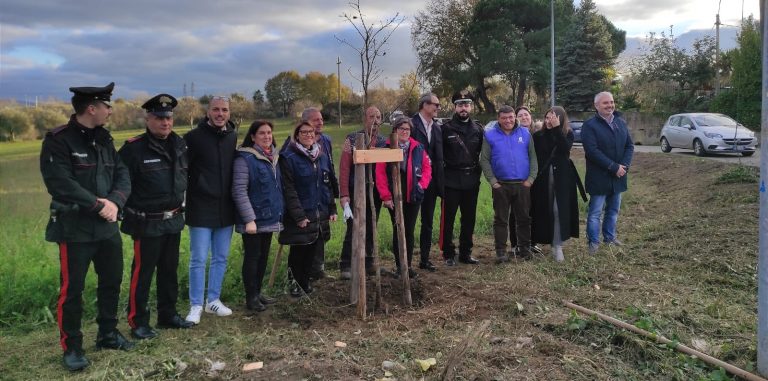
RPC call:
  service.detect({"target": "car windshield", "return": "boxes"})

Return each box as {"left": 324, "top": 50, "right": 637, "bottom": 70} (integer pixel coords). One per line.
{"left": 693, "top": 114, "right": 737, "bottom": 127}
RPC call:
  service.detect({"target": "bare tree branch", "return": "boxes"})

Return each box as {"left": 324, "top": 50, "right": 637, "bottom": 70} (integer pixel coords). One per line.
{"left": 334, "top": 0, "right": 405, "bottom": 108}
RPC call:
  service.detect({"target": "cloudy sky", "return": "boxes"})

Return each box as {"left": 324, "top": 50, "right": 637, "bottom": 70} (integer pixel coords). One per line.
{"left": 0, "top": 0, "right": 759, "bottom": 102}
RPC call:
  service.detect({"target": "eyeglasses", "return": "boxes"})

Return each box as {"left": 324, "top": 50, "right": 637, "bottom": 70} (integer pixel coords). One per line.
{"left": 397, "top": 127, "right": 412, "bottom": 131}
{"left": 426, "top": 101, "right": 441, "bottom": 108}
{"left": 298, "top": 130, "right": 315, "bottom": 136}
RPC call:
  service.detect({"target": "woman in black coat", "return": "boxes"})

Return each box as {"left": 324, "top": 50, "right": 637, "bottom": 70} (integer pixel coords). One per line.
{"left": 531, "top": 106, "right": 586, "bottom": 262}
{"left": 278, "top": 122, "right": 337, "bottom": 297}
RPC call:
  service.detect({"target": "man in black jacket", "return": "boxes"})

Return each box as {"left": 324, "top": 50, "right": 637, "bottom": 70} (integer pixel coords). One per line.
{"left": 440, "top": 90, "right": 484, "bottom": 266}
{"left": 411, "top": 93, "right": 443, "bottom": 272}
{"left": 40, "top": 82, "right": 134, "bottom": 371}
{"left": 183, "top": 96, "right": 238, "bottom": 324}
{"left": 119, "top": 94, "right": 194, "bottom": 341}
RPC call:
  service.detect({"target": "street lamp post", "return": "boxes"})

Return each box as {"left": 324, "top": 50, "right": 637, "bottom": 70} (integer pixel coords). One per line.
{"left": 550, "top": 0, "right": 555, "bottom": 107}
{"left": 337, "top": 56, "right": 342, "bottom": 128}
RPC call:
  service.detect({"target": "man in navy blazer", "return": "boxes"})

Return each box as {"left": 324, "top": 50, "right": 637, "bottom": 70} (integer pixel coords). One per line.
{"left": 411, "top": 93, "right": 443, "bottom": 271}
{"left": 580, "top": 91, "right": 634, "bottom": 255}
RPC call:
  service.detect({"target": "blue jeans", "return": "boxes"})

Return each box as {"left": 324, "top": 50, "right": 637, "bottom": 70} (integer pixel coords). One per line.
{"left": 188, "top": 226, "right": 233, "bottom": 306}
{"left": 586, "top": 193, "right": 622, "bottom": 244}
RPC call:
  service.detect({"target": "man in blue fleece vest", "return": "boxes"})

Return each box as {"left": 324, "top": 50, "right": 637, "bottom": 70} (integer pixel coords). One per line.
{"left": 479, "top": 105, "right": 538, "bottom": 263}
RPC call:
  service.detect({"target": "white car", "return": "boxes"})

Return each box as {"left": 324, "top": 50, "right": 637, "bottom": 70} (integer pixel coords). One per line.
{"left": 659, "top": 113, "right": 757, "bottom": 157}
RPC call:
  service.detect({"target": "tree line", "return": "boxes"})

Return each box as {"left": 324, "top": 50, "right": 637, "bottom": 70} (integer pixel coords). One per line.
{"left": 1, "top": 1, "right": 761, "bottom": 142}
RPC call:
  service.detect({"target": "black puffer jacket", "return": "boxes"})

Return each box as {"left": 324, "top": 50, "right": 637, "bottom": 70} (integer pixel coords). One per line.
{"left": 183, "top": 118, "right": 237, "bottom": 227}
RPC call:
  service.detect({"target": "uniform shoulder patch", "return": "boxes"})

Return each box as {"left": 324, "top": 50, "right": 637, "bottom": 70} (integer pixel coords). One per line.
{"left": 48, "top": 124, "right": 68, "bottom": 136}
{"left": 126, "top": 135, "right": 144, "bottom": 143}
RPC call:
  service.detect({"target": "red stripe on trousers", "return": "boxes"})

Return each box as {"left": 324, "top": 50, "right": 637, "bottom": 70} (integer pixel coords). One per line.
{"left": 438, "top": 198, "right": 445, "bottom": 252}
{"left": 57, "top": 242, "right": 69, "bottom": 351}
{"left": 127, "top": 240, "right": 141, "bottom": 329}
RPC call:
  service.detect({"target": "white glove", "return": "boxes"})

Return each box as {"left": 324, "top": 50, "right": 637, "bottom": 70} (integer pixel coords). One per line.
{"left": 343, "top": 203, "right": 353, "bottom": 221}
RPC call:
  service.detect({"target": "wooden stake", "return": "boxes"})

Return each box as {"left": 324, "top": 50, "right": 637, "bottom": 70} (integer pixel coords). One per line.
{"left": 368, "top": 156, "right": 383, "bottom": 310}
{"left": 390, "top": 132, "right": 412, "bottom": 306}
{"left": 564, "top": 301, "right": 768, "bottom": 381}
{"left": 266, "top": 244, "right": 284, "bottom": 289}
{"left": 351, "top": 134, "right": 367, "bottom": 318}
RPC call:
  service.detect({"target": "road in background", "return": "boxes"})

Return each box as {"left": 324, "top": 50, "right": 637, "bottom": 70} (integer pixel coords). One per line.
{"left": 573, "top": 143, "right": 760, "bottom": 167}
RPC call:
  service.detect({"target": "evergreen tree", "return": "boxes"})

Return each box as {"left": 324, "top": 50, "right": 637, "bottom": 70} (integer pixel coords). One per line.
{"left": 555, "top": 0, "right": 614, "bottom": 111}
{"left": 711, "top": 16, "right": 761, "bottom": 129}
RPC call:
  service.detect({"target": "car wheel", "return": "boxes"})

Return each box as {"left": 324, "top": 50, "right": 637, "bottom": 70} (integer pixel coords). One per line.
{"left": 660, "top": 137, "right": 672, "bottom": 153}
{"left": 742, "top": 151, "right": 755, "bottom": 157}
{"left": 693, "top": 139, "right": 706, "bottom": 157}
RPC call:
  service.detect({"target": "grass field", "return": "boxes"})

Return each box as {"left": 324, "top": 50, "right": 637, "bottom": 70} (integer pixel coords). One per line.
{"left": 0, "top": 119, "right": 495, "bottom": 329}
{"left": 0, "top": 119, "right": 760, "bottom": 380}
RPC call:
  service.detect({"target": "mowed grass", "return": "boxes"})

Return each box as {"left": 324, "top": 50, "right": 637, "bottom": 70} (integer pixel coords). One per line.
{"left": 0, "top": 129, "right": 760, "bottom": 381}
{"left": 0, "top": 118, "right": 495, "bottom": 328}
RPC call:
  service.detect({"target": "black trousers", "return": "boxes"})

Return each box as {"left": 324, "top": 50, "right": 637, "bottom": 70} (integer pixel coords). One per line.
{"left": 311, "top": 235, "right": 325, "bottom": 274}
{"left": 57, "top": 232, "right": 123, "bottom": 351}
{"left": 418, "top": 182, "right": 440, "bottom": 263}
{"left": 127, "top": 233, "right": 181, "bottom": 329}
{"left": 386, "top": 200, "right": 421, "bottom": 270}
{"left": 441, "top": 185, "right": 479, "bottom": 259}
{"left": 241, "top": 232, "right": 273, "bottom": 300}
{"left": 339, "top": 188, "right": 381, "bottom": 270}
{"left": 289, "top": 240, "right": 320, "bottom": 290}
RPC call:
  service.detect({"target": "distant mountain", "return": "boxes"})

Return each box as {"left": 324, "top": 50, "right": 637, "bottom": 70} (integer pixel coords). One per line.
{"left": 617, "top": 27, "right": 739, "bottom": 74}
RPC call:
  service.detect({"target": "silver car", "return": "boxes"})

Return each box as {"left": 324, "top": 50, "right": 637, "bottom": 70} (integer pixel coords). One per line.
{"left": 659, "top": 113, "right": 757, "bottom": 157}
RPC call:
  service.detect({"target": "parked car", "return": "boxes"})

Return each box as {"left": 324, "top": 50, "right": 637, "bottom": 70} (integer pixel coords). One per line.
{"left": 659, "top": 113, "right": 757, "bottom": 157}
{"left": 570, "top": 120, "right": 584, "bottom": 143}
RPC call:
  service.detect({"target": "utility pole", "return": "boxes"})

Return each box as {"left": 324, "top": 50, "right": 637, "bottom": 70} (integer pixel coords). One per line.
{"left": 337, "top": 56, "right": 342, "bottom": 128}
{"left": 550, "top": 0, "right": 556, "bottom": 107}
{"left": 715, "top": 3, "right": 722, "bottom": 96}
{"left": 757, "top": 0, "right": 767, "bottom": 376}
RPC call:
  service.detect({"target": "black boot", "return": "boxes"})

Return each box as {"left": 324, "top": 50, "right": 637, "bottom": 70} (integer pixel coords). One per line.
{"left": 259, "top": 294, "right": 277, "bottom": 305}
{"left": 246, "top": 295, "right": 267, "bottom": 312}
{"left": 95, "top": 330, "right": 135, "bottom": 351}
{"left": 62, "top": 348, "right": 89, "bottom": 371}
{"left": 130, "top": 325, "right": 158, "bottom": 340}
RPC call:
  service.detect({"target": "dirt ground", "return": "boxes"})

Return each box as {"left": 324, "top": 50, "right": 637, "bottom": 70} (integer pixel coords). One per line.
{"left": 1, "top": 151, "right": 761, "bottom": 380}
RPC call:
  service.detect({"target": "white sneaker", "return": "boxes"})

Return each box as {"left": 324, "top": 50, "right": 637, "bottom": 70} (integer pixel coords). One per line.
{"left": 186, "top": 305, "right": 203, "bottom": 324}
{"left": 205, "top": 299, "right": 232, "bottom": 316}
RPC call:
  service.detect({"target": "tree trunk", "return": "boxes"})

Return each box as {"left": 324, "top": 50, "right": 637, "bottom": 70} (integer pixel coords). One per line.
{"left": 516, "top": 76, "right": 528, "bottom": 108}
{"left": 476, "top": 77, "right": 496, "bottom": 115}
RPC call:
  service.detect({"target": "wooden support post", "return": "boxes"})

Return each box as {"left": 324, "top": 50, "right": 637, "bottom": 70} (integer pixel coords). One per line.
{"left": 389, "top": 132, "right": 412, "bottom": 306}
{"left": 351, "top": 134, "right": 367, "bottom": 318}
{"left": 368, "top": 161, "right": 383, "bottom": 310}
{"left": 266, "top": 244, "right": 284, "bottom": 289}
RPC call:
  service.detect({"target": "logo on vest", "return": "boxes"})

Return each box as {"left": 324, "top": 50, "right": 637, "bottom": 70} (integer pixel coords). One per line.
{"left": 518, "top": 136, "right": 523, "bottom": 143}
{"left": 71, "top": 152, "right": 88, "bottom": 158}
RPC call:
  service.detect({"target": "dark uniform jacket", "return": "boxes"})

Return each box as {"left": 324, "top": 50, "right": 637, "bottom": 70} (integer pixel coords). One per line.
{"left": 118, "top": 131, "right": 188, "bottom": 238}
{"left": 40, "top": 115, "right": 131, "bottom": 242}
{"left": 411, "top": 113, "right": 444, "bottom": 196}
{"left": 441, "top": 115, "right": 484, "bottom": 190}
{"left": 183, "top": 118, "right": 237, "bottom": 227}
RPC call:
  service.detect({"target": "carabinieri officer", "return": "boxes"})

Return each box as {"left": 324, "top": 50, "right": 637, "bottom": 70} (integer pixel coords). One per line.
{"left": 119, "top": 94, "right": 194, "bottom": 341}
{"left": 40, "top": 82, "right": 134, "bottom": 371}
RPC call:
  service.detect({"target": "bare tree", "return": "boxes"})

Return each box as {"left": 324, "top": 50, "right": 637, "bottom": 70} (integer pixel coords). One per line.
{"left": 336, "top": 0, "right": 405, "bottom": 107}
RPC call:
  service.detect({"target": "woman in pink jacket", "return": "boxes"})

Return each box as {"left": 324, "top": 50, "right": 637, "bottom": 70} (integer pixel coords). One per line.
{"left": 376, "top": 117, "right": 432, "bottom": 278}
